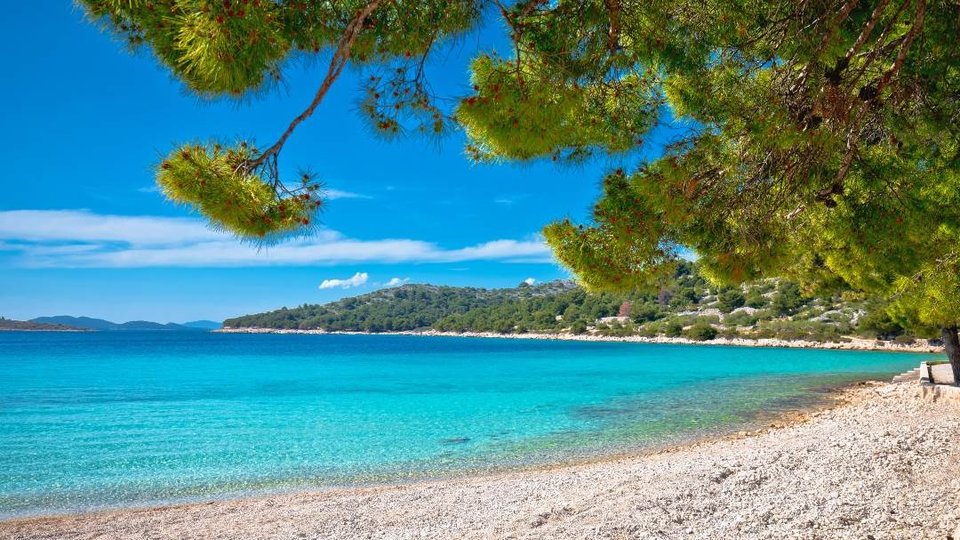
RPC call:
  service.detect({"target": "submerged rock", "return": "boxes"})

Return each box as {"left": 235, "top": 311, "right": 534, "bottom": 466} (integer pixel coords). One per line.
{"left": 440, "top": 436, "right": 471, "bottom": 445}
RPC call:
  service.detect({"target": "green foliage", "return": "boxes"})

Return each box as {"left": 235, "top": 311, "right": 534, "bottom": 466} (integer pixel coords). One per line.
{"left": 684, "top": 323, "right": 717, "bottom": 341}
{"left": 716, "top": 287, "right": 745, "bottom": 313}
{"left": 630, "top": 302, "right": 663, "bottom": 323}
{"left": 225, "top": 264, "right": 911, "bottom": 344}
{"left": 662, "top": 321, "right": 684, "bottom": 338}
{"left": 723, "top": 310, "right": 758, "bottom": 327}
{"left": 80, "top": 0, "right": 288, "bottom": 96}
{"left": 225, "top": 284, "right": 509, "bottom": 332}
{"left": 888, "top": 256, "right": 960, "bottom": 333}
{"left": 744, "top": 288, "right": 767, "bottom": 309}
{"left": 158, "top": 142, "right": 319, "bottom": 240}
{"left": 717, "top": 327, "right": 740, "bottom": 340}
{"left": 457, "top": 56, "right": 658, "bottom": 161}
{"left": 771, "top": 282, "right": 808, "bottom": 316}
{"left": 80, "top": 0, "right": 479, "bottom": 96}
{"left": 669, "top": 286, "right": 700, "bottom": 309}
{"left": 597, "top": 321, "right": 637, "bottom": 337}
{"left": 543, "top": 170, "right": 680, "bottom": 292}
{"left": 750, "top": 319, "right": 848, "bottom": 343}
{"left": 893, "top": 335, "right": 916, "bottom": 345}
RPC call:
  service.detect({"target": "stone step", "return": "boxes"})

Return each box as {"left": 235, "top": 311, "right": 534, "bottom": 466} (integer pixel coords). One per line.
{"left": 891, "top": 367, "right": 921, "bottom": 383}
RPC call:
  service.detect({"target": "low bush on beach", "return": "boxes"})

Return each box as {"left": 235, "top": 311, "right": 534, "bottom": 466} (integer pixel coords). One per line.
{"left": 569, "top": 320, "right": 588, "bottom": 334}
{"left": 723, "top": 310, "right": 758, "bottom": 327}
{"left": 663, "top": 321, "right": 684, "bottom": 337}
{"left": 597, "top": 322, "right": 637, "bottom": 337}
{"left": 717, "top": 327, "right": 740, "bottom": 339}
{"left": 684, "top": 323, "right": 718, "bottom": 341}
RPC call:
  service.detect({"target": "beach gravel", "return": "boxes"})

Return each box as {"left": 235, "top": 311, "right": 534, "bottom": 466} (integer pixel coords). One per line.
{"left": 2, "top": 381, "right": 958, "bottom": 539}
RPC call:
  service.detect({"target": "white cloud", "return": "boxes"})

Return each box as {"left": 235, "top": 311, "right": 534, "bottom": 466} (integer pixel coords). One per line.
{"left": 326, "top": 189, "right": 372, "bottom": 200}
{"left": 385, "top": 277, "right": 409, "bottom": 287}
{"left": 0, "top": 209, "right": 223, "bottom": 245}
{"left": 436, "top": 239, "right": 549, "bottom": 263}
{"left": 493, "top": 194, "right": 528, "bottom": 206}
{"left": 0, "top": 210, "right": 554, "bottom": 268}
{"left": 319, "top": 272, "right": 369, "bottom": 289}
{"left": 524, "top": 277, "right": 536, "bottom": 285}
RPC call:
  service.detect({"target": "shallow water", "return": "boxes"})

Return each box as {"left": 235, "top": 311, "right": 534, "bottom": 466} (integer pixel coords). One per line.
{"left": 0, "top": 332, "right": 933, "bottom": 517}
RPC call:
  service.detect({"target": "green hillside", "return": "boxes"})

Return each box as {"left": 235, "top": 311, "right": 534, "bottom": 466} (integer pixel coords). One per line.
{"left": 225, "top": 264, "right": 931, "bottom": 344}
{"left": 224, "top": 281, "right": 579, "bottom": 333}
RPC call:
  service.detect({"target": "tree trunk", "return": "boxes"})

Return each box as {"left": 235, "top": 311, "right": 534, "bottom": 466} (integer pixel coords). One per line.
{"left": 940, "top": 327, "right": 960, "bottom": 386}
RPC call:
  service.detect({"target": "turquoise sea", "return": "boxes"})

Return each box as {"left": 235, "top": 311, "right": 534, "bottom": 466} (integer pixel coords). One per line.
{"left": 0, "top": 332, "right": 934, "bottom": 518}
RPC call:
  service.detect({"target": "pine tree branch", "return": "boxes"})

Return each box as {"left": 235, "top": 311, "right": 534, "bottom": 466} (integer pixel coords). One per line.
{"left": 831, "top": 0, "right": 926, "bottom": 192}
{"left": 248, "top": 0, "right": 388, "bottom": 171}
{"left": 604, "top": 0, "right": 621, "bottom": 52}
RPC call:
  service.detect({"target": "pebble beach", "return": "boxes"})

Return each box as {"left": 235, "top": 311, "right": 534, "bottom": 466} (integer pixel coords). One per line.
{"left": 217, "top": 327, "right": 945, "bottom": 354}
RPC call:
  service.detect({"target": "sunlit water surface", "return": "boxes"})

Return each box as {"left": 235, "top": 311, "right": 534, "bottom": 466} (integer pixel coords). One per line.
{"left": 0, "top": 332, "right": 932, "bottom": 517}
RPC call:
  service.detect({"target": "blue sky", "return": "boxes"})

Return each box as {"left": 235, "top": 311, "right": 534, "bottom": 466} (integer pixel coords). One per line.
{"left": 0, "top": 3, "right": 651, "bottom": 323}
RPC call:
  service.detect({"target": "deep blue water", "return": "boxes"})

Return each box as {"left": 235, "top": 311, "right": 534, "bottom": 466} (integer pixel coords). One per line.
{"left": 0, "top": 332, "right": 933, "bottom": 517}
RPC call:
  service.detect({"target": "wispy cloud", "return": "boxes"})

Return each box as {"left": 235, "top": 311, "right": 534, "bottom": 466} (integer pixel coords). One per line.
{"left": 523, "top": 277, "right": 536, "bottom": 285}
{"left": 319, "top": 272, "right": 369, "bottom": 290}
{"left": 493, "top": 194, "right": 529, "bottom": 206}
{"left": 326, "top": 189, "right": 372, "bottom": 200}
{"left": 385, "top": 277, "right": 409, "bottom": 287}
{"left": 0, "top": 210, "right": 553, "bottom": 268}
{"left": 0, "top": 209, "right": 223, "bottom": 245}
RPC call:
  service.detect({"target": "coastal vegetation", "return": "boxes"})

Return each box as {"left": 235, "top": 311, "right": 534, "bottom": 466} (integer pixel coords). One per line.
{"left": 224, "top": 263, "right": 930, "bottom": 344}
{"left": 80, "top": 1, "right": 960, "bottom": 379}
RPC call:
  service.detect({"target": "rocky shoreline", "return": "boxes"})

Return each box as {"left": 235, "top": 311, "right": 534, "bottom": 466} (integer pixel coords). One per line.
{"left": 217, "top": 327, "right": 944, "bottom": 354}
{"left": 3, "top": 379, "right": 958, "bottom": 539}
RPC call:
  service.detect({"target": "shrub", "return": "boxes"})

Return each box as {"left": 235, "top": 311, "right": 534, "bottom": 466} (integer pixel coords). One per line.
{"left": 631, "top": 302, "right": 664, "bottom": 323}
{"left": 684, "top": 323, "right": 718, "bottom": 341}
{"left": 670, "top": 287, "right": 701, "bottom": 309}
{"left": 857, "top": 308, "right": 904, "bottom": 340}
{"left": 636, "top": 324, "right": 658, "bottom": 337}
{"left": 598, "top": 321, "right": 636, "bottom": 337}
{"left": 718, "top": 327, "right": 740, "bottom": 339}
{"left": 724, "top": 310, "right": 758, "bottom": 327}
{"left": 716, "top": 288, "right": 746, "bottom": 313}
{"left": 771, "top": 281, "right": 808, "bottom": 315}
{"left": 893, "top": 335, "right": 916, "bottom": 345}
{"left": 663, "top": 321, "right": 684, "bottom": 337}
{"left": 751, "top": 328, "right": 776, "bottom": 339}
{"left": 745, "top": 289, "right": 767, "bottom": 308}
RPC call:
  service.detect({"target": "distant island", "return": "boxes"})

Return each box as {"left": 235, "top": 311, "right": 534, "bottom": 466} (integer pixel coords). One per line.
{"left": 4, "top": 316, "right": 222, "bottom": 332}
{"left": 223, "top": 263, "right": 934, "bottom": 347}
{"left": 0, "top": 317, "right": 91, "bottom": 332}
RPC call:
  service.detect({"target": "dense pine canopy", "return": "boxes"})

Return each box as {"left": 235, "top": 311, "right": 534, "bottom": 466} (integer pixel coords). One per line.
{"left": 80, "top": 0, "right": 960, "bottom": 377}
